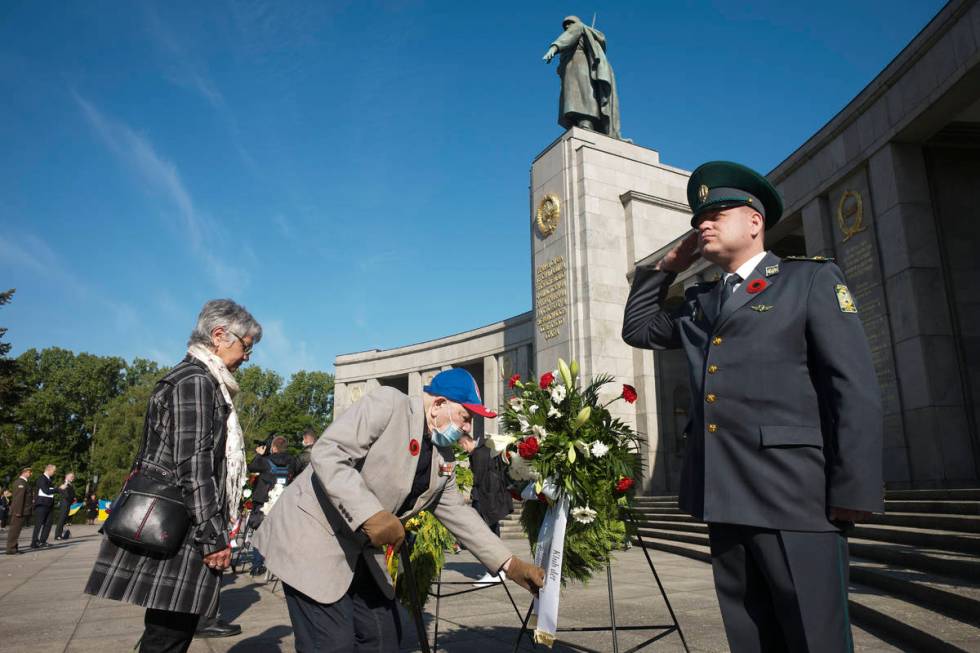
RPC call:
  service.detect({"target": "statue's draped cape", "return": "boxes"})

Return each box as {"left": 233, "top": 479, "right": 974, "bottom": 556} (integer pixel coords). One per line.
{"left": 551, "top": 22, "right": 621, "bottom": 139}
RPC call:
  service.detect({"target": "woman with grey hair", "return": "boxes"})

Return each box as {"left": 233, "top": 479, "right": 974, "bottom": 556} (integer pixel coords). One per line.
{"left": 84, "top": 299, "right": 261, "bottom": 653}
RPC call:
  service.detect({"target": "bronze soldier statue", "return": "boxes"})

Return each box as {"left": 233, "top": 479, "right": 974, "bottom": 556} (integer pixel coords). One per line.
{"left": 543, "top": 16, "right": 621, "bottom": 139}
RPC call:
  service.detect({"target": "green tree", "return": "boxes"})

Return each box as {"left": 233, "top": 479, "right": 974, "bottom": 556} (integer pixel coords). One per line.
{"left": 263, "top": 370, "right": 335, "bottom": 440}
{"left": 4, "top": 348, "right": 126, "bottom": 483}
{"left": 0, "top": 289, "right": 23, "bottom": 426}
{"left": 234, "top": 365, "right": 283, "bottom": 443}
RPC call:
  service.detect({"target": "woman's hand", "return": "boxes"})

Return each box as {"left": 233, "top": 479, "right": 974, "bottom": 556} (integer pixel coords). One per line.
{"left": 203, "top": 546, "right": 231, "bottom": 571}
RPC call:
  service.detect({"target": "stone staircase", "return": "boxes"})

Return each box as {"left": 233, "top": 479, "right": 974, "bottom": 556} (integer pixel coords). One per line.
{"left": 627, "top": 491, "right": 980, "bottom": 652}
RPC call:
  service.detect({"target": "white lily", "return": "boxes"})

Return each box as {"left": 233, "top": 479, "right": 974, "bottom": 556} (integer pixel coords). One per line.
{"left": 529, "top": 404, "right": 539, "bottom": 414}
{"left": 531, "top": 424, "right": 548, "bottom": 440}
{"left": 509, "top": 455, "right": 540, "bottom": 481}
{"left": 485, "top": 433, "right": 517, "bottom": 457}
{"left": 547, "top": 405, "right": 561, "bottom": 418}
{"left": 518, "top": 417, "right": 530, "bottom": 433}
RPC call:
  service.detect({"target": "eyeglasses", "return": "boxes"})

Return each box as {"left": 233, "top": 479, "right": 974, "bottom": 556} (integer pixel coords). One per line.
{"left": 230, "top": 332, "right": 253, "bottom": 355}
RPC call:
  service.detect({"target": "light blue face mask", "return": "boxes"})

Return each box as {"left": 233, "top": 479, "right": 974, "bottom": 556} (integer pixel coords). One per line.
{"left": 431, "top": 404, "right": 464, "bottom": 448}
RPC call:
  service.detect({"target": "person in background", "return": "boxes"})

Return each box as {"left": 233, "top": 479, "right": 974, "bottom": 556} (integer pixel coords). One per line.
{"left": 85, "top": 493, "right": 99, "bottom": 526}
{"left": 6, "top": 466, "right": 32, "bottom": 554}
{"left": 0, "top": 488, "right": 11, "bottom": 529}
{"left": 296, "top": 429, "right": 317, "bottom": 473}
{"left": 459, "top": 433, "right": 514, "bottom": 585}
{"left": 245, "top": 435, "right": 298, "bottom": 576}
{"left": 31, "top": 464, "right": 65, "bottom": 548}
{"left": 54, "top": 471, "right": 76, "bottom": 540}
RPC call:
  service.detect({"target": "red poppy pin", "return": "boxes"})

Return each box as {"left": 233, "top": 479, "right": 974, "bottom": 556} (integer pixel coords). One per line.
{"left": 747, "top": 279, "right": 768, "bottom": 294}
{"left": 408, "top": 439, "right": 420, "bottom": 456}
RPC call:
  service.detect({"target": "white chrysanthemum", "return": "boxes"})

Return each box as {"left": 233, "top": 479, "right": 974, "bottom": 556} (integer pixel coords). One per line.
{"left": 529, "top": 404, "right": 539, "bottom": 414}
{"left": 590, "top": 441, "right": 609, "bottom": 458}
{"left": 508, "top": 455, "right": 540, "bottom": 482}
{"left": 531, "top": 424, "right": 548, "bottom": 440}
{"left": 510, "top": 397, "right": 524, "bottom": 411}
{"left": 550, "top": 384, "right": 567, "bottom": 404}
{"left": 242, "top": 488, "right": 252, "bottom": 499}
{"left": 571, "top": 506, "right": 598, "bottom": 524}
{"left": 547, "top": 405, "right": 561, "bottom": 418}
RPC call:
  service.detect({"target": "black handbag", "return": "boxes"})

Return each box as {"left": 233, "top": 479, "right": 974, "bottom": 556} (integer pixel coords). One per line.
{"left": 103, "top": 412, "right": 190, "bottom": 556}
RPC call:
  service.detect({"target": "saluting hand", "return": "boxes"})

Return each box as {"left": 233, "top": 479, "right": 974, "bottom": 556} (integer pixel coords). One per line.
{"left": 657, "top": 231, "right": 701, "bottom": 273}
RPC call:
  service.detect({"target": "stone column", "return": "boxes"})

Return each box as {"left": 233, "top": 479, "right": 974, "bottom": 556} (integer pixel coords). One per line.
{"left": 333, "top": 382, "right": 349, "bottom": 418}
{"left": 408, "top": 372, "right": 423, "bottom": 406}
{"left": 483, "top": 355, "right": 500, "bottom": 431}
{"left": 869, "top": 142, "right": 972, "bottom": 486}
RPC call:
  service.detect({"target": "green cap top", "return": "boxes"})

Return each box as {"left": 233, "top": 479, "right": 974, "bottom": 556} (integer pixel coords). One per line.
{"left": 687, "top": 161, "right": 783, "bottom": 229}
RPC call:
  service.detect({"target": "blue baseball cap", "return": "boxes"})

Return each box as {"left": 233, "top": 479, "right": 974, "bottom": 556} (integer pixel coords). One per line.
{"left": 423, "top": 368, "right": 497, "bottom": 418}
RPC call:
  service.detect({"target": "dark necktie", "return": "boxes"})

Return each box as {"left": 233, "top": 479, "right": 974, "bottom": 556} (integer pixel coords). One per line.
{"left": 719, "top": 274, "right": 741, "bottom": 313}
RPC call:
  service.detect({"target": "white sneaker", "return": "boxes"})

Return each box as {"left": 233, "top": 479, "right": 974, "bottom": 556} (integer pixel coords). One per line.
{"left": 472, "top": 571, "right": 504, "bottom": 587}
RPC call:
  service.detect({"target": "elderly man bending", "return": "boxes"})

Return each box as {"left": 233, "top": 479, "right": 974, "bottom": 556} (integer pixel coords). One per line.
{"left": 255, "top": 368, "right": 545, "bottom": 652}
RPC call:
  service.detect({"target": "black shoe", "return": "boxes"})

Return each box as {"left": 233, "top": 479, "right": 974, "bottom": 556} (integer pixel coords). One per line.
{"left": 195, "top": 619, "right": 242, "bottom": 638}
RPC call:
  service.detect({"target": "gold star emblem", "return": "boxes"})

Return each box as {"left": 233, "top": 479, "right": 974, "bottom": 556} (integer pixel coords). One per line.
{"left": 698, "top": 184, "right": 709, "bottom": 205}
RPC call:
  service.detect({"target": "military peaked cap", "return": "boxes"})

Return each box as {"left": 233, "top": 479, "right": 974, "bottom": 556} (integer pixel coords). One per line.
{"left": 687, "top": 161, "right": 783, "bottom": 229}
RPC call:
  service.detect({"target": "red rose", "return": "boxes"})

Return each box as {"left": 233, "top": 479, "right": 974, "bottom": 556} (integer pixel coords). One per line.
{"left": 539, "top": 372, "right": 555, "bottom": 389}
{"left": 245, "top": 500, "right": 254, "bottom": 510}
{"left": 517, "top": 436, "right": 540, "bottom": 459}
{"left": 508, "top": 373, "right": 521, "bottom": 388}
{"left": 615, "top": 477, "right": 635, "bottom": 493}
{"left": 747, "top": 279, "right": 767, "bottom": 294}
{"left": 622, "top": 384, "right": 638, "bottom": 404}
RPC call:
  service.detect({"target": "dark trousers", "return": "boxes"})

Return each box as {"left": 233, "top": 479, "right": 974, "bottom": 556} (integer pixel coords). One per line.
{"left": 139, "top": 608, "right": 200, "bottom": 653}
{"left": 54, "top": 506, "right": 71, "bottom": 538}
{"left": 284, "top": 560, "right": 402, "bottom": 652}
{"left": 708, "top": 523, "right": 853, "bottom": 653}
{"left": 5, "top": 516, "right": 24, "bottom": 553}
{"left": 31, "top": 504, "right": 53, "bottom": 546}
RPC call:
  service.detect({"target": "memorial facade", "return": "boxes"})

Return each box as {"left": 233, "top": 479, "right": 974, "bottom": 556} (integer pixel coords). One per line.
{"left": 335, "top": 0, "right": 980, "bottom": 491}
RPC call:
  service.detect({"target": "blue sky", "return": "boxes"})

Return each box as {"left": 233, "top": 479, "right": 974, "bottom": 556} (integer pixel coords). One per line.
{"left": 0, "top": 0, "right": 946, "bottom": 377}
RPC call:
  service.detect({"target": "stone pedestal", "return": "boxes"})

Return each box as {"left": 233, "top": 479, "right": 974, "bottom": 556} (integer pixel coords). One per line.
{"left": 529, "top": 128, "right": 690, "bottom": 491}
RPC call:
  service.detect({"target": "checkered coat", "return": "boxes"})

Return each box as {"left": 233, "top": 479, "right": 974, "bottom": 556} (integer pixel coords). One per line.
{"left": 84, "top": 357, "right": 231, "bottom": 616}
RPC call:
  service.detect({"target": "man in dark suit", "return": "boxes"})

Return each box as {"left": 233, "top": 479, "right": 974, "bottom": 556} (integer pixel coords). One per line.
{"left": 53, "top": 471, "right": 75, "bottom": 540}
{"left": 622, "top": 161, "right": 883, "bottom": 652}
{"left": 6, "top": 466, "right": 32, "bottom": 554}
{"left": 31, "top": 464, "right": 64, "bottom": 548}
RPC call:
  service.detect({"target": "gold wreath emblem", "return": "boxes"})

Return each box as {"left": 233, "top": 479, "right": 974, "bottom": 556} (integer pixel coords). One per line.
{"left": 536, "top": 194, "right": 561, "bottom": 238}
{"left": 698, "top": 184, "right": 709, "bottom": 205}
{"left": 837, "top": 190, "right": 866, "bottom": 242}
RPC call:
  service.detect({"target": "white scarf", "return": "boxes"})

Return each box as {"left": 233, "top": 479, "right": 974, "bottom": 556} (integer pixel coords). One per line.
{"left": 188, "top": 344, "right": 246, "bottom": 528}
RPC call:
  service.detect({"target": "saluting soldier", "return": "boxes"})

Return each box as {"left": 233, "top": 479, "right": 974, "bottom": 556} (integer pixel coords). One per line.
{"left": 622, "top": 161, "right": 883, "bottom": 652}
{"left": 5, "top": 466, "right": 33, "bottom": 555}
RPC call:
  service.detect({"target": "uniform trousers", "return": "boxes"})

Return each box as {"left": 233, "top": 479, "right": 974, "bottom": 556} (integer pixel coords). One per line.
{"left": 31, "top": 504, "right": 53, "bottom": 546}
{"left": 284, "top": 558, "right": 402, "bottom": 653}
{"left": 708, "top": 523, "right": 853, "bottom": 653}
{"left": 5, "top": 516, "right": 24, "bottom": 553}
{"left": 54, "top": 505, "right": 71, "bottom": 538}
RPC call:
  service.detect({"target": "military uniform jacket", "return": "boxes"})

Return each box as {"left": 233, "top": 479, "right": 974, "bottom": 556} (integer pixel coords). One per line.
{"left": 10, "top": 477, "right": 32, "bottom": 518}
{"left": 622, "top": 252, "right": 883, "bottom": 531}
{"left": 84, "top": 357, "right": 231, "bottom": 616}
{"left": 254, "top": 386, "right": 512, "bottom": 605}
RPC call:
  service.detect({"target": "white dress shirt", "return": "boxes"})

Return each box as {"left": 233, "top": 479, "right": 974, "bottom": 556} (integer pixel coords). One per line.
{"left": 724, "top": 250, "right": 768, "bottom": 293}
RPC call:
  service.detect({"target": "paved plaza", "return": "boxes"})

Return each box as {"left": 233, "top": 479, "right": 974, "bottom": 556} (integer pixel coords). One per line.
{"left": 0, "top": 524, "right": 901, "bottom": 652}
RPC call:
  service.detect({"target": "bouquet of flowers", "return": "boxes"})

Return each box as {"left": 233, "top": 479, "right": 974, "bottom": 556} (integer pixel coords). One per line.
{"left": 488, "top": 359, "right": 641, "bottom": 584}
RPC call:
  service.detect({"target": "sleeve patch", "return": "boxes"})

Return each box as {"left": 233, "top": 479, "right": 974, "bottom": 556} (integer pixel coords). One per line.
{"left": 835, "top": 284, "right": 858, "bottom": 313}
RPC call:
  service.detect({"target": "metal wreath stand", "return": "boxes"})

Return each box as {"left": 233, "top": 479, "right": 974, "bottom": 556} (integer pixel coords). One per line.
{"left": 510, "top": 510, "right": 690, "bottom": 653}
{"left": 398, "top": 533, "right": 526, "bottom": 652}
